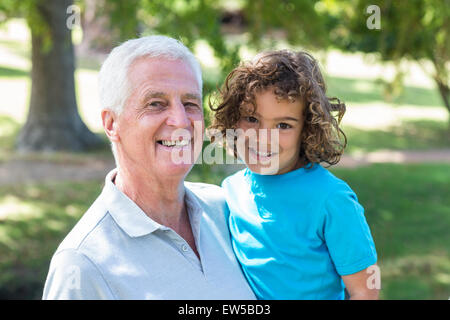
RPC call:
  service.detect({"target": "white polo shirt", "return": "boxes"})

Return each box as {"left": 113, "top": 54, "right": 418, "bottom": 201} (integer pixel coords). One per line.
{"left": 42, "top": 169, "right": 256, "bottom": 300}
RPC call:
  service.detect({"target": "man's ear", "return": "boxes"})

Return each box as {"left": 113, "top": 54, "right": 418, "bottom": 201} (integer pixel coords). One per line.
{"left": 101, "top": 109, "right": 119, "bottom": 143}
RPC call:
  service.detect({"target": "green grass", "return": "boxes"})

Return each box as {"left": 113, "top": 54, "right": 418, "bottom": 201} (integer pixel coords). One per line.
{"left": 0, "top": 163, "right": 448, "bottom": 299}
{"left": 0, "top": 115, "right": 20, "bottom": 162}
{"left": 330, "top": 163, "right": 450, "bottom": 300}
{"left": 344, "top": 120, "right": 450, "bottom": 154}
{"left": 326, "top": 76, "right": 443, "bottom": 108}
{"left": 0, "top": 179, "right": 103, "bottom": 299}
{"left": 0, "top": 65, "right": 28, "bottom": 78}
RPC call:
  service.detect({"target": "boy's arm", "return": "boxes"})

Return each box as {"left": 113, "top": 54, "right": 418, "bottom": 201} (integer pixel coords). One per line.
{"left": 342, "top": 264, "right": 380, "bottom": 300}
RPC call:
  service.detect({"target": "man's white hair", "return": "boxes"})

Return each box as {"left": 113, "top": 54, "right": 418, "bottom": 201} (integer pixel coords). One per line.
{"left": 98, "top": 35, "right": 203, "bottom": 115}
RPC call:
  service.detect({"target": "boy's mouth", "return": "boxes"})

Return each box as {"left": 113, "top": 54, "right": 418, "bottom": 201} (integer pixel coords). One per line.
{"left": 248, "top": 147, "right": 277, "bottom": 163}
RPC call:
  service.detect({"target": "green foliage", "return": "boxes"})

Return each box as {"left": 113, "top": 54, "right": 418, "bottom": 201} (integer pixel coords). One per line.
{"left": 331, "top": 0, "right": 450, "bottom": 110}
{"left": 243, "top": 0, "right": 329, "bottom": 49}
{"left": 334, "top": 0, "right": 449, "bottom": 60}
{"left": 0, "top": 0, "right": 52, "bottom": 50}
{"left": 139, "top": 0, "right": 240, "bottom": 80}
{"left": 96, "top": 0, "right": 141, "bottom": 42}
{"left": 106, "top": 0, "right": 334, "bottom": 95}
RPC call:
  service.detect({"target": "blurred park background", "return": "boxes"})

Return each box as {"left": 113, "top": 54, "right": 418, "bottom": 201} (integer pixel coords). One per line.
{"left": 0, "top": 0, "right": 449, "bottom": 299}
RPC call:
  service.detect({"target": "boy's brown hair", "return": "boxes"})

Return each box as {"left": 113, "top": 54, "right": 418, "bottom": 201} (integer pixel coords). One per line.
{"left": 208, "top": 49, "right": 347, "bottom": 167}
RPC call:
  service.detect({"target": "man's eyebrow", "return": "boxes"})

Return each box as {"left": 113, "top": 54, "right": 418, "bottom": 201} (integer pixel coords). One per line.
{"left": 142, "top": 91, "right": 167, "bottom": 101}
{"left": 182, "top": 93, "right": 202, "bottom": 102}
{"left": 142, "top": 92, "right": 201, "bottom": 103}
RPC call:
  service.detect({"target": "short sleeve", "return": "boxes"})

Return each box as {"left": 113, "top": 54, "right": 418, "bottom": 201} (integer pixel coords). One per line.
{"left": 42, "top": 249, "right": 116, "bottom": 300}
{"left": 322, "top": 186, "right": 377, "bottom": 276}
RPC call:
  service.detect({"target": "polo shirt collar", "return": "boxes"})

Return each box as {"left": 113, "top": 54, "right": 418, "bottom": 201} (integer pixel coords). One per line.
{"left": 102, "top": 169, "right": 162, "bottom": 237}
{"left": 101, "top": 169, "right": 203, "bottom": 238}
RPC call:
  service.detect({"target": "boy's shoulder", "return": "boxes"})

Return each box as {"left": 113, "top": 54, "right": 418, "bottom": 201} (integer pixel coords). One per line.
{"left": 312, "top": 165, "right": 359, "bottom": 202}
{"left": 312, "top": 164, "right": 349, "bottom": 187}
{"left": 284, "top": 164, "right": 357, "bottom": 204}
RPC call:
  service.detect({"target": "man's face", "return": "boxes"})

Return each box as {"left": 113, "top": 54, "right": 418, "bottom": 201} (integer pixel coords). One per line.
{"left": 111, "top": 57, "right": 203, "bottom": 179}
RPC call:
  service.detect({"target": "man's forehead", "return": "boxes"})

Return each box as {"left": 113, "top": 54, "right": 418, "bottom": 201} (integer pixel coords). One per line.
{"left": 127, "top": 57, "right": 201, "bottom": 96}
{"left": 142, "top": 90, "right": 202, "bottom": 102}
{"left": 129, "top": 56, "right": 195, "bottom": 78}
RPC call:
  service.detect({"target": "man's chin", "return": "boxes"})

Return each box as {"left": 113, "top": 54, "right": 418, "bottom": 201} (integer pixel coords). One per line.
{"left": 155, "top": 160, "right": 194, "bottom": 178}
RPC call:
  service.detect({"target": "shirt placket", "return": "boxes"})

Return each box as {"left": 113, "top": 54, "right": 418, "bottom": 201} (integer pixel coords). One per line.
{"left": 160, "top": 227, "right": 203, "bottom": 273}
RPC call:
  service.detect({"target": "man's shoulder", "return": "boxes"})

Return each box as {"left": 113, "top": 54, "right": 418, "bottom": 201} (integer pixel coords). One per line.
{"left": 184, "top": 181, "right": 228, "bottom": 219}
{"left": 184, "top": 181, "right": 225, "bottom": 203}
{"left": 56, "top": 194, "right": 112, "bottom": 253}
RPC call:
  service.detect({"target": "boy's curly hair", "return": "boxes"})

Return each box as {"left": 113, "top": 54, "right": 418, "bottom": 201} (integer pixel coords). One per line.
{"left": 208, "top": 49, "right": 347, "bottom": 167}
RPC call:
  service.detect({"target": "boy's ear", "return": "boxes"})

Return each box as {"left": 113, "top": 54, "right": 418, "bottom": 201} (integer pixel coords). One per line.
{"left": 101, "top": 109, "right": 119, "bottom": 143}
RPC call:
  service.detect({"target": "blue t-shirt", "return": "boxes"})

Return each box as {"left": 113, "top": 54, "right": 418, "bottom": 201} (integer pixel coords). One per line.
{"left": 221, "top": 163, "right": 377, "bottom": 300}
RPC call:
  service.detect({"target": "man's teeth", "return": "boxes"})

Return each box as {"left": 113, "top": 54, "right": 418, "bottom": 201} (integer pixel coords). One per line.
{"left": 160, "top": 140, "right": 190, "bottom": 147}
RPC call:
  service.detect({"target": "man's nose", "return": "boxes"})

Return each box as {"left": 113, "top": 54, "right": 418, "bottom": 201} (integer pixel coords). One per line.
{"left": 166, "top": 101, "right": 190, "bottom": 128}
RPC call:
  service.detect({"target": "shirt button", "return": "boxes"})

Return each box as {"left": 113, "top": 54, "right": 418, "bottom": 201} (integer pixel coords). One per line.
{"left": 181, "top": 244, "right": 188, "bottom": 252}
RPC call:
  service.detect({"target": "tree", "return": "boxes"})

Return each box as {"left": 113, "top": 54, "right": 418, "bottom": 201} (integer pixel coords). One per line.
{"left": 77, "top": 0, "right": 140, "bottom": 57}
{"left": 331, "top": 0, "right": 450, "bottom": 122}
{"left": 137, "top": 0, "right": 331, "bottom": 94}
{"left": 1, "top": 0, "right": 333, "bottom": 151}
{"left": 1, "top": 0, "right": 102, "bottom": 151}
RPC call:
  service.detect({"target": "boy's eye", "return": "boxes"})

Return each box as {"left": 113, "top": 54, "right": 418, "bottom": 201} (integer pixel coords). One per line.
{"left": 277, "top": 123, "right": 292, "bottom": 129}
{"left": 245, "top": 116, "right": 258, "bottom": 123}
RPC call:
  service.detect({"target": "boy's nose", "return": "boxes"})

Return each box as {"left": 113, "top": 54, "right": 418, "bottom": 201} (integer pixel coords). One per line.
{"left": 256, "top": 127, "right": 273, "bottom": 142}
{"left": 257, "top": 128, "right": 279, "bottom": 152}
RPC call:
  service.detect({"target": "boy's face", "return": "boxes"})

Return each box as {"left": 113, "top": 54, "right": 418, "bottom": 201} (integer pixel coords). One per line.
{"left": 236, "top": 89, "right": 305, "bottom": 175}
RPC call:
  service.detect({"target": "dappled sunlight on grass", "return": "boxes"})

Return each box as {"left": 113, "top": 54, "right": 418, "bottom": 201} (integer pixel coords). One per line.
{"left": 343, "top": 120, "right": 450, "bottom": 154}
{"left": 0, "top": 180, "right": 102, "bottom": 299}
{"left": 0, "top": 115, "right": 20, "bottom": 161}
{"left": 0, "top": 194, "right": 41, "bottom": 221}
{"left": 327, "top": 75, "right": 443, "bottom": 108}
{"left": 379, "top": 253, "right": 450, "bottom": 299}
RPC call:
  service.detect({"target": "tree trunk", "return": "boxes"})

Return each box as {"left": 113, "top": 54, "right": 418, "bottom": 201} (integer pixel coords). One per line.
{"left": 16, "top": 0, "right": 101, "bottom": 152}
{"left": 436, "top": 79, "right": 450, "bottom": 114}
{"left": 77, "top": 0, "right": 120, "bottom": 56}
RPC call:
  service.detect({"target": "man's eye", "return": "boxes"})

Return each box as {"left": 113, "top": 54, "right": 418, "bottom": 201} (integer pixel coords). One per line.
{"left": 184, "top": 102, "right": 200, "bottom": 109}
{"left": 277, "top": 123, "right": 292, "bottom": 129}
{"left": 148, "top": 101, "right": 165, "bottom": 108}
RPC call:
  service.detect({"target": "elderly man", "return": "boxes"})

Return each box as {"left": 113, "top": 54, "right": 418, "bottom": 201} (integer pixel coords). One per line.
{"left": 42, "top": 36, "right": 255, "bottom": 300}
